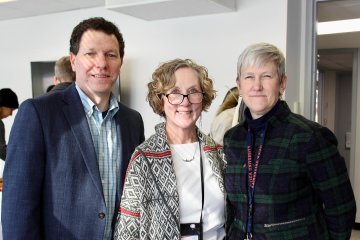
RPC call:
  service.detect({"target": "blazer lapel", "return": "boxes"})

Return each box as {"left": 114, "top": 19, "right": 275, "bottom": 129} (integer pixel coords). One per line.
{"left": 115, "top": 105, "right": 130, "bottom": 194}
{"left": 61, "top": 85, "right": 104, "bottom": 200}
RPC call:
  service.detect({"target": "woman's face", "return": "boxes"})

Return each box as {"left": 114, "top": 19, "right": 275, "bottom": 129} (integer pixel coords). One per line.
{"left": 163, "top": 67, "right": 203, "bottom": 133}
{"left": 237, "top": 61, "right": 287, "bottom": 119}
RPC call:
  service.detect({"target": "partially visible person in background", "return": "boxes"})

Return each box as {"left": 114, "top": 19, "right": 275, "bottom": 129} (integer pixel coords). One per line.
{"left": 51, "top": 56, "right": 76, "bottom": 92}
{"left": 46, "top": 84, "right": 55, "bottom": 93}
{"left": 224, "top": 42, "right": 356, "bottom": 239}
{"left": 114, "top": 58, "right": 226, "bottom": 240}
{"left": 216, "top": 87, "right": 239, "bottom": 116}
{"left": 0, "top": 88, "right": 19, "bottom": 161}
{"left": 210, "top": 86, "right": 245, "bottom": 145}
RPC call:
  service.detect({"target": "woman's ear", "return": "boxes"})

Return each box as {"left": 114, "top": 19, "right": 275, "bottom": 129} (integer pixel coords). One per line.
{"left": 280, "top": 75, "right": 288, "bottom": 94}
{"left": 236, "top": 76, "right": 242, "bottom": 97}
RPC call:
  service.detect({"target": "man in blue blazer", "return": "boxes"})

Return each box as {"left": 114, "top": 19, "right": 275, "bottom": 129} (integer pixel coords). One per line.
{"left": 1, "top": 17, "right": 145, "bottom": 240}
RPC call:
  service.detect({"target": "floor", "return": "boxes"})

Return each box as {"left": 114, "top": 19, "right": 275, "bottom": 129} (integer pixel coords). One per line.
{"left": 352, "top": 230, "right": 360, "bottom": 240}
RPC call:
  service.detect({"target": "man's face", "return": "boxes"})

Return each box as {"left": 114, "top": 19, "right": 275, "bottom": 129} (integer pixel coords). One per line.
{"left": 70, "top": 30, "right": 123, "bottom": 101}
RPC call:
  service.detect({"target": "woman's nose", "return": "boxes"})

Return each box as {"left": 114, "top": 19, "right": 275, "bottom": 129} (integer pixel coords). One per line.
{"left": 253, "top": 77, "right": 263, "bottom": 90}
{"left": 180, "top": 95, "right": 191, "bottom": 106}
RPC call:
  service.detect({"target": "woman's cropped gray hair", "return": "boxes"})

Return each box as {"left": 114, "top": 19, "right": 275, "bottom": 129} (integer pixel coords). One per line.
{"left": 236, "top": 42, "right": 286, "bottom": 83}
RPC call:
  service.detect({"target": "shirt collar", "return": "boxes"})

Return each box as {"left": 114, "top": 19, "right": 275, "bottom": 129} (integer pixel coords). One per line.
{"left": 245, "top": 100, "right": 280, "bottom": 133}
{"left": 75, "top": 84, "right": 119, "bottom": 118}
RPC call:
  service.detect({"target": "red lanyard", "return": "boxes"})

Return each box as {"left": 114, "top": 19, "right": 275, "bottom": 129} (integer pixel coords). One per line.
{"left": 245, "top": 126, "right": 267, "bottom": 239}
{"left": 246, "top": 126, "right": 266, "bottom": 189}
{"left": 247, "top": 141, "right": 264, "bottom": 189}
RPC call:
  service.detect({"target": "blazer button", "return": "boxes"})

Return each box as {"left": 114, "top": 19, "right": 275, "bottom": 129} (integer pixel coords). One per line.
{"left": 98, "top": 212, "right": 106, "bottom": 219}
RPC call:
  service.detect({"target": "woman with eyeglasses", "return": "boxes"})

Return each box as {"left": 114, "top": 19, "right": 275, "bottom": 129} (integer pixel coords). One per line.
{"left": 114, "top": 58, "right": 226, "bottom": 240}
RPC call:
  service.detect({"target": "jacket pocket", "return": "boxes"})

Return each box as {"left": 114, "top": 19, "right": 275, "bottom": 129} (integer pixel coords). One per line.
{"left": 262, "top": 217, "right": 310, "bottom": 240}
{"left": 264, "top": 217, "right": 306, "bottom": 228}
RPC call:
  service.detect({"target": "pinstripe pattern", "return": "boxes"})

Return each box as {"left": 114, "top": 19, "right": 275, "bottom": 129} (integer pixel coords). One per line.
{"left": 224, "top": 101, "right": 356, "bottom": 240}
{"left": 77, "top": 86, "right": 120, "bottom": 240}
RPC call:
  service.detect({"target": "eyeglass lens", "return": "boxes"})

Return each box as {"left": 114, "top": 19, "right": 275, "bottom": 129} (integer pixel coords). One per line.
{"left": 167, "top": 93, "right": 203, "bottom": 104}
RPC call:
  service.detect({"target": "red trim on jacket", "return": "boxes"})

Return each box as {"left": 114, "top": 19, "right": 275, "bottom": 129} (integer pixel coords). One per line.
{"left": 119, "top": 208, "right": 140, "bottom": 217}
{"left": 203, "top": 145, "right": 218, "bottom": 152}
{"left": 143, "top": 150, "right": 172, "bottom": 158}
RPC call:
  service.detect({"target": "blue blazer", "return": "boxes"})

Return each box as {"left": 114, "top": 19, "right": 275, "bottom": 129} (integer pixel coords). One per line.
{"left": 1, "top": 84, "right": 145, "bottom": 240}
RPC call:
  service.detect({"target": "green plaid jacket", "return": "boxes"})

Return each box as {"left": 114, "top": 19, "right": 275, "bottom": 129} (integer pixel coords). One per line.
{"left": 224, "top": 101, "right": 356, "bottom": 240}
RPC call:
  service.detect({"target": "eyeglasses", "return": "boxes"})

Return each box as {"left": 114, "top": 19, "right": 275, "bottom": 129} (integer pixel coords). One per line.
{"left": 164, "top": 92, "right": 204, "bottom": 105}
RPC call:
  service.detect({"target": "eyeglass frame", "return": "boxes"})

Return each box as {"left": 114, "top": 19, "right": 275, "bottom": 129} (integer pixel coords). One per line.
{"left": 164, "top": 92, "right": 204, "bottom": 105}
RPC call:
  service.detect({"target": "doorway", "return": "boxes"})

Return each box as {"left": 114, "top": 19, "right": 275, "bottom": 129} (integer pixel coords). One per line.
{"left": 316, "top": 48, "right": 357, "bottom": 171}
{"left": 314, "top": 0, "right": 360, "bottom": 226}
{"left": 286, "top": 0, "right": 360, "bottom": 227}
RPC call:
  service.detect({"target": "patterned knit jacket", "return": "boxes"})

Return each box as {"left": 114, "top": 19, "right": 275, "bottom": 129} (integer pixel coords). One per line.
{"left": 114, "top": 122, "right": 225, "bottom": 240}
{"left": 224, "top": 101, "right": 356, "bottom": 240}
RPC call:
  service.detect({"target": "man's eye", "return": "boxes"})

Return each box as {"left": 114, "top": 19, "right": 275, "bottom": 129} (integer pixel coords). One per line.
{"left": 84, "top": 52, "right": 96, "bottom": 57}
{"left": 107, "top": 53, "right": 118, "bottom": 58}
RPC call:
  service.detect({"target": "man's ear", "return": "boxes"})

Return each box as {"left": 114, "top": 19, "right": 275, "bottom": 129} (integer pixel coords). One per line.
{"left": 70, "top": 53, "right": 76, "bottom": 72}
{"left": 53, "top": 76, "right": 61, "bottom": 85}
{"left": 118, "top": 58, "right": 124, "bottom": 75}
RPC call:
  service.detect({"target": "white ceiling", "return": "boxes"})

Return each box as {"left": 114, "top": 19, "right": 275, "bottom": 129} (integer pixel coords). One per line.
{"left": 0, "top": 0, "right": 103, "bottom": 20}
{"left": 0, "top": 0, "right": 359, "bottom": 71}
{"left": 317, "top": 0, "right": 360, "bottom": 71}
{"left": 0, "top": 0, "right": 237, "bottom": 21}
{"left": 317, "top": 0, "right": 360, "bottom": 50}
{"left": 105, "top": 0, "right": 236, "bottom": 21}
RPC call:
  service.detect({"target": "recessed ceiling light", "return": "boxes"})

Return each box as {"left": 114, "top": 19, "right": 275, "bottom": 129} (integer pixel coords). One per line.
{"left": 318, "top": 18, "right": 360, "bottom": 35}
{"left": 0, "top": 0, "right": 16, "bottom": 3}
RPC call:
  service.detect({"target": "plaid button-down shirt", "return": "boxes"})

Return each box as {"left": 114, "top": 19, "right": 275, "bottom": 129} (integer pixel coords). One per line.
{"left": 77, "top": 85, "right": 120, "bottom": 240}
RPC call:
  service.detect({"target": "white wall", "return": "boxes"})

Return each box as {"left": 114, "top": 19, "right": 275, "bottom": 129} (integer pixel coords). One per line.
{"left": 353, "top": 50, "right": 360, "bottom": 223}
{"left": 0, "top": 0, "right": 287, "bottom": 139}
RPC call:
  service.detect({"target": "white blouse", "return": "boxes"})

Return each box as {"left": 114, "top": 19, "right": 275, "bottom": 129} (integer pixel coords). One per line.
{"left": 170, "top": 142, "right": 225, "bottom": 240}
